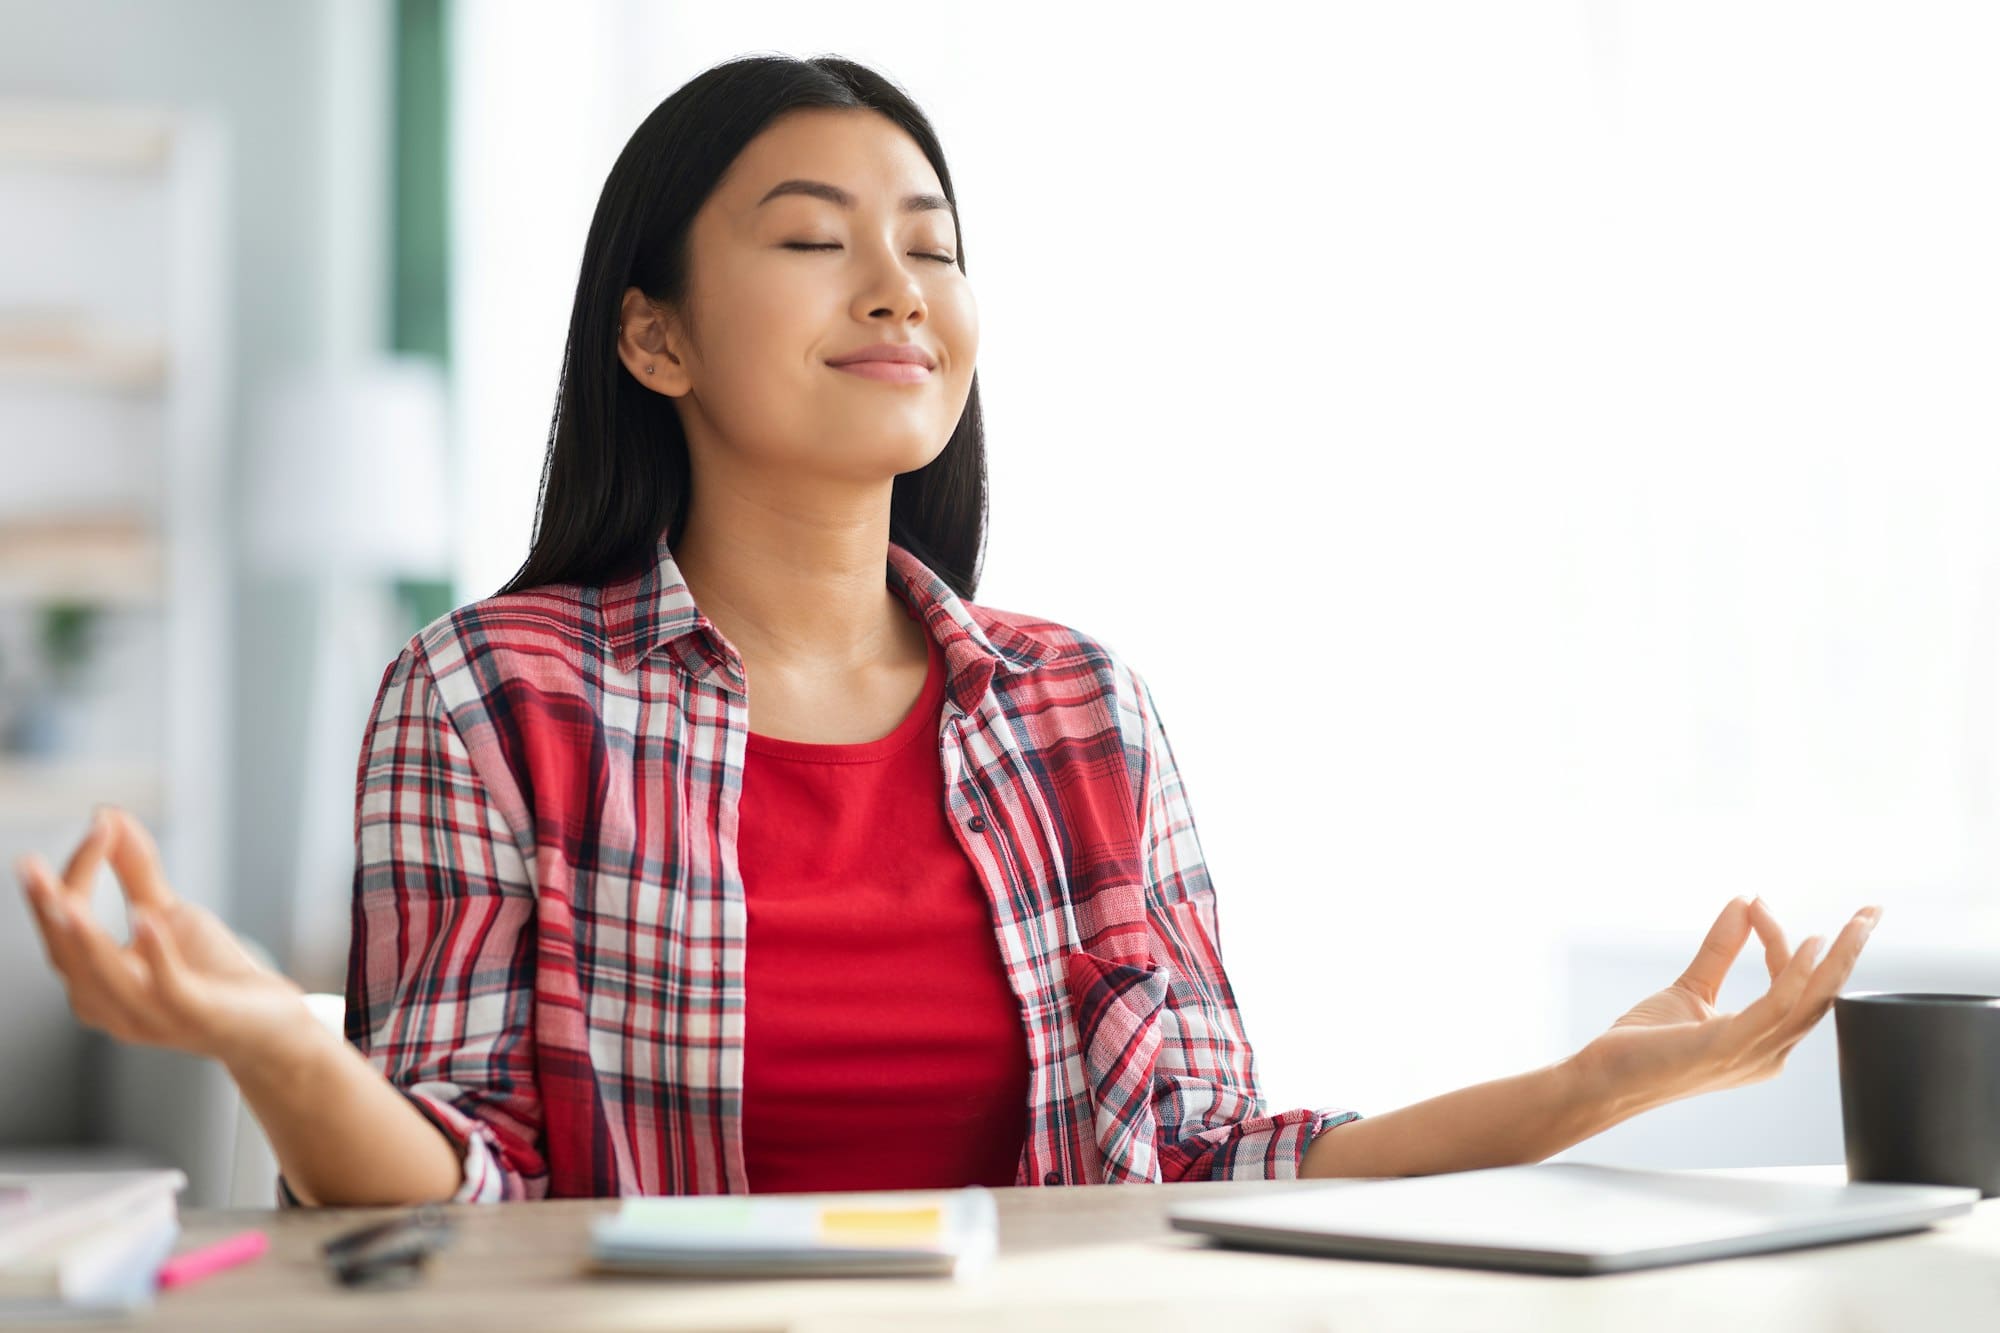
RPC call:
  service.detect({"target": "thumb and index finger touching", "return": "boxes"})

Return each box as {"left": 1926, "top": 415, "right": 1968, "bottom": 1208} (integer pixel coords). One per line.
{"left": 18, "top": 805, "right": 177, "bottom": 928}
{"left": 18, "top": 806, "right": 197, "bottom": 1022}
{"left": 75, "top": 806, "right": 175, "bottom": 913}
{"left": 98, "top": 806, "right": 177, "bottom": 915}
{"left": 1680, "top": 894, "right": 1876, "bottom": 1015}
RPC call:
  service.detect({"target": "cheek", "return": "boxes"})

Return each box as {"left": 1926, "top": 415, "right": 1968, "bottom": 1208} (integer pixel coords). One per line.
{"left": 937, "top": 281, "right": 978, "bottom": 370}
{"left": 692, "top": 271, "right": 832, "bottom": 405}
{"left": 727, "top": 267, "right": 829, "bottom": 350}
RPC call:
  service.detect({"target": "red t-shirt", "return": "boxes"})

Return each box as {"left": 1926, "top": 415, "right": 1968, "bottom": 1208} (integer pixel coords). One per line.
{"left": 738, "top": 607, "right": 1031, "bottom": 1192}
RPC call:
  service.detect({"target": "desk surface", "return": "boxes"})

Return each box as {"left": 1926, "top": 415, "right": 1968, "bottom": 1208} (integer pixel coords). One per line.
{"left": 52, "top": 1166, "right": 2000, "bottom": 1332}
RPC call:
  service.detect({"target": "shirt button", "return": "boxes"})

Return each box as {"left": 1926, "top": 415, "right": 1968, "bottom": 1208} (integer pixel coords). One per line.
{"left": 1043, "top": 1170, "right": 1062, "bottom": 1186}
{"left": 967, "top": 815, "right": 987, "bottom": 833}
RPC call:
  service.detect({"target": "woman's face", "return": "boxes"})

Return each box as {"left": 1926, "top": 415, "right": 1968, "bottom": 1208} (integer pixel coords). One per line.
{"left": 622, "top": 107, "right": 977, "bottom": 487}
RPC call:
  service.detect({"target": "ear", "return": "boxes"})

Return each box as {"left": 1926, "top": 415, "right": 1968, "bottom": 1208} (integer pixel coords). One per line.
{"left": 616, "top": 286, "right": 692, "bottom": 397}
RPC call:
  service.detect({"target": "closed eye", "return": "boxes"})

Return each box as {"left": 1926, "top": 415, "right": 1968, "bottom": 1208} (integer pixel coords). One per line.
{"left": 783, "top": 242, "right": 956, "bottom": 264}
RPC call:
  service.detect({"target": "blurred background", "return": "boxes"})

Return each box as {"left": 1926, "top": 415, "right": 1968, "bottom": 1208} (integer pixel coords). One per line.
{"left": 1, "top": 0, "right": 1996, "bottom": 1205}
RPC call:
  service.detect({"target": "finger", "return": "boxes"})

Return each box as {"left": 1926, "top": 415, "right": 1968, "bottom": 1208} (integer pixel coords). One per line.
{"left": 1734, "top": 932, "right": 1824, "bottom": 1040}
{"left": 131, "top": 907, "right": 202, "bottom": 1022}
{"left": 18, "top": 859, "right": 79, "bottom": 974}
{"left": 1745, "top": 896, "right": 1791, "bottom": 982}
{"left": 103, "top": 808, "right": 177, "bottom": 913}
{"left": 1676, "top": 897, "right": 1753, "bottom": 1004}
{"left": 52, "top": 893, "right": 155, "bottom": 1036}
{"left": 55, "top": 808, "right": 117, "bottom": 908}
{"left": 1767, "top": 906, "right": 1882, "bottom": 1049}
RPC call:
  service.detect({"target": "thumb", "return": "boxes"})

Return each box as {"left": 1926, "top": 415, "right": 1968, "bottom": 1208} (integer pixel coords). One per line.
{"left": 1676, "top": 897, "right": 1753, "bottom": 1004}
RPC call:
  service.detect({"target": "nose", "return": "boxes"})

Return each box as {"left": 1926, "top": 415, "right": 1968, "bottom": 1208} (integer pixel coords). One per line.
{"left": 853, "top": 241, "right": 927, "bottom": 327}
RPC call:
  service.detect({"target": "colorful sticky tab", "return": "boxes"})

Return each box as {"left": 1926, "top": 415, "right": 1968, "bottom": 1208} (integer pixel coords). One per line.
{"left": 816, "top": 1205, "right": 944, "bottom": 1247}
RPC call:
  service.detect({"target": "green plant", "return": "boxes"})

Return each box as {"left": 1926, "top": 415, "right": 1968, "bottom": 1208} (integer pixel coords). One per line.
{"left": 37, "top": 602, "right": 99, "bottom": 685}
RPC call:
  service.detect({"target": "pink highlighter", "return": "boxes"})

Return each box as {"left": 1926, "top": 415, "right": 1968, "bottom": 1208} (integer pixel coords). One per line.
{"left": 157, "top": 1229, "right": 270, "bottom": 1290}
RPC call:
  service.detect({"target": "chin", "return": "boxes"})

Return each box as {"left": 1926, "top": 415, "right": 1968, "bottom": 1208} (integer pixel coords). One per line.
{"left": 898, "top": 438, "right": 953, "bottom": 475}
{"left": 841, "top": 427, "right": 951, "bottom": 478}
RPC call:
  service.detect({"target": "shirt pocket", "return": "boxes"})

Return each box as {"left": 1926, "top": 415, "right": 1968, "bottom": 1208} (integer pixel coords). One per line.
{"left": 1063, "top": 948, "right": 1170, "bottom": 1182}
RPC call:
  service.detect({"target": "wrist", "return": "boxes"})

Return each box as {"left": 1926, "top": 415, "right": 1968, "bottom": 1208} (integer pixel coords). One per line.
{"left": 217, "top": 996, "right": 343, "bottom": 1090}
{"left": 1566, "top": 1036, "right": 1674, "bottom": 1133}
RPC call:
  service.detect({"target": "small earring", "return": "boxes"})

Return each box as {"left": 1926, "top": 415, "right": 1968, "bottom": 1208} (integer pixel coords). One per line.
{"left": 645, "top": 365, "right": 654, "bottom": 374}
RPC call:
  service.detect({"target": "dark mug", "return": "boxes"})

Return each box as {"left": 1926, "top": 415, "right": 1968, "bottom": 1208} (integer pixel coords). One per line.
{"left": 1835, "top": 992, "right": 2000, "bottom": 1197}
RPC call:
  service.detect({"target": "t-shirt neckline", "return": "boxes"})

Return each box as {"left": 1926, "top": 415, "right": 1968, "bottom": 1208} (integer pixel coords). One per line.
{"left": 744, "top": 605, "right": 945, "bottom": 765}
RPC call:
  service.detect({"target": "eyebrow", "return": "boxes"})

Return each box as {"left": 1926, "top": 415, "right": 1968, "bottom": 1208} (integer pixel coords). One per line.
{"left": 755, "top": 178, "right": 955, "bottom": 220}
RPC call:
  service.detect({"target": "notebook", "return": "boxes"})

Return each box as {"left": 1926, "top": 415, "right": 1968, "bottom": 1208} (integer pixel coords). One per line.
{"left": 587, "top": 1186, "right": 998, "bottom": 1280}
{"left": 0, "top": 1169, "right": 186, "bottom": 1317}
{"left": 1166, "top": 1162, "right": 1980, "bottom": 1276}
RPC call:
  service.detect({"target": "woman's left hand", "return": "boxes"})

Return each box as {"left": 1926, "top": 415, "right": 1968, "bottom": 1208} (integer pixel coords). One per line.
{"left": 1575, "top": 896, "right": 1881, "bottom": 1117}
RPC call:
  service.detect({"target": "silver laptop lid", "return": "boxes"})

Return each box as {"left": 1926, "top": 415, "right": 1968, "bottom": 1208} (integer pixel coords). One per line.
{"left": 1166, "top": 1162, "right": 1979, "bottom": 1275}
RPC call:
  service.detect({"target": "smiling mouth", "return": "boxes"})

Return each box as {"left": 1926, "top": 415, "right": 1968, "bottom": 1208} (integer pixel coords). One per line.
{"left": 829, "top": 361, "right": 933, "bottom": 384}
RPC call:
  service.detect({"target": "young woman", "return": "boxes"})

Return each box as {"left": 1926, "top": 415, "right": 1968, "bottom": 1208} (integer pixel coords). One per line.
{"left": 16, "top": 54, "right": 1880, "bottom": 1206}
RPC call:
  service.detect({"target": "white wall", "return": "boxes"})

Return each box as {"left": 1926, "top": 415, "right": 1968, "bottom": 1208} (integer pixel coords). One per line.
{"left": 450, "top": 1, "right": 2000, "bottom": 1136}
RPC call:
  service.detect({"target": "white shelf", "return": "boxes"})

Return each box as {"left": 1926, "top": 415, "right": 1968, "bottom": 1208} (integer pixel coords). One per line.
{"left": 0, "top": 102, "right": 172, "bottom": 171}
{"left": 0, "top": 755, "right": 164, "bottom": 826}
{"left": 0, "top": 344, "right": 167, "bottom": 391}
{"left": 0, "top": 310, "right": 169, "bottom": 392}
{"left": 0, "top": 517, "right": 162, "bottom": 606}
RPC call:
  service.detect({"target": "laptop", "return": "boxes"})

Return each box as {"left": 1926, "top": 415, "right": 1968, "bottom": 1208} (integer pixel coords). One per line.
{"left": 1165, "top": 1162, "right": 1980, "bottom": 1276}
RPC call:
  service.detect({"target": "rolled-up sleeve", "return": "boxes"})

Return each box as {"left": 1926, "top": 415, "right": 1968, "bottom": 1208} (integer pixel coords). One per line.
{"left": 1119, "top": 664, "right": 1362, "bottom": 1181}
{"left": 278, "top": 641, "right": 547, "bottom": 1205}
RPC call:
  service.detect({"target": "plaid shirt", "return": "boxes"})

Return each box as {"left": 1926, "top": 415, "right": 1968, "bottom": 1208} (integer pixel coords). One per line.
{"left": 284, "top": 531, "right": 1359, "bottom": 1204}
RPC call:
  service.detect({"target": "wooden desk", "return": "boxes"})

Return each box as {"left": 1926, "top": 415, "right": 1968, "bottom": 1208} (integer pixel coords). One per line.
{"left": 53, "top": 1167, "right": 2000, "bottom": 1332}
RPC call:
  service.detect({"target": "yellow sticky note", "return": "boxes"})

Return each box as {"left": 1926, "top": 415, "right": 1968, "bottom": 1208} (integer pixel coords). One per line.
{"left": 816, "top": 1205, "right": 943, "bottom": 1247}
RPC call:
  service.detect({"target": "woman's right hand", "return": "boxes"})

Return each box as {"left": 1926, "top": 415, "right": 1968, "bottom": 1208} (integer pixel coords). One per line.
{"left": 16, "top": 805, "right": 314, "bottom": 1069}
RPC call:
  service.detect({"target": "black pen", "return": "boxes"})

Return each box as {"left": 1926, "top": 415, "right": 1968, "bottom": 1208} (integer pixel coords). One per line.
{"left": 322, "top": 1204, "right": 456, "bottom": 1288}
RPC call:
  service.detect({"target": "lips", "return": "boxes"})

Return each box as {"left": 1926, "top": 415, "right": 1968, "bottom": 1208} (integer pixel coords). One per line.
{"left": 826, "top": 343, "right": 937, "bottom": 370}
{"left": 831, "top": 360, "right": 932, "bottom": 384}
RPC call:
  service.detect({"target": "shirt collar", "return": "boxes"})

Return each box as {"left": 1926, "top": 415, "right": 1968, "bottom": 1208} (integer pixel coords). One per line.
{"left": 600, "top": 528, "right": 1057, "bottom": 715}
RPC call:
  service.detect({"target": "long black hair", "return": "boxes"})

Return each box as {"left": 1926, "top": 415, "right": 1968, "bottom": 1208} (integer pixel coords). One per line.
{"left": 493, "top": 53, "right": 988, "bottom": 601}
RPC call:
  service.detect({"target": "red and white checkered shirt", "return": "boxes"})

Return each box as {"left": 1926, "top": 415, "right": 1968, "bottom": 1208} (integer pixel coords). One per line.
{"left": 283, "top": 531, "right": 1360, "bottom": 1203}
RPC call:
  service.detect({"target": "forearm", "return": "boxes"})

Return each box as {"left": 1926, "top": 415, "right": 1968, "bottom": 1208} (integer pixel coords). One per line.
{"left": 1300, "top": 1048, "right": 1648, "bottom": 1180}
{"left": 223, "top": 1014, "right": 465, "bottom": 1206}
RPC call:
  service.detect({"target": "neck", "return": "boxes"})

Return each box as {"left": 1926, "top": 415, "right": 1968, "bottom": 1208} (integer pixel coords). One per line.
{"left": 669, "top": 479, "right": 910, "bottom": 675}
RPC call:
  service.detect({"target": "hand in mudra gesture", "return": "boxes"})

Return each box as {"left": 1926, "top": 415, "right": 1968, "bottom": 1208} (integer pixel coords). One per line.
{"left": 1579, "top": 895, "right": 1881, "bottom": 1112}
{"left": 16, "top": 806, "right": 309, "bottom": 1068}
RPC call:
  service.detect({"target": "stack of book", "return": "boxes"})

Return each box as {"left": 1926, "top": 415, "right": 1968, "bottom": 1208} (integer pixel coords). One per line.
{"left": 0, "top": 1169, "right": 185, "bottom": 1318}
